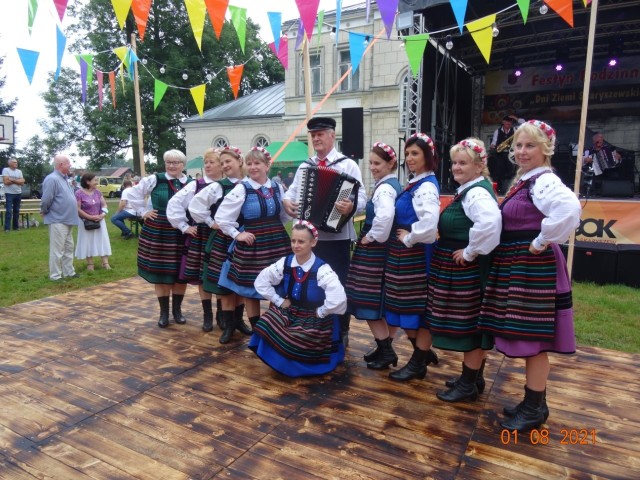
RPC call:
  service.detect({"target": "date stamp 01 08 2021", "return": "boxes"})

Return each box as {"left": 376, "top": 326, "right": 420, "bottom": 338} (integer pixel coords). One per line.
{"left": 500, "top": 428, "right": 598, "bottom": 446}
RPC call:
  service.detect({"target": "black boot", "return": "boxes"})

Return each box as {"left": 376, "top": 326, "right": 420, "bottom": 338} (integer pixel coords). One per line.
{"left": 219, "top": 311, "right": 235, "bottom": 344}
{"left": 202, "top": 299, "right": 214, "bottom": 332}
{"left": 340, "top": 313, "right": 351, "bottom": 348}
{"left": 157, "top": 296, "right": 170, "bottom": 328}
{"left": 503, "top": 386, "right": 550, "bottom": 421}
{"left": 446, "top": 358, "right": 486, "bottom": 394}
{"left": 235, "top": 305, "right": 252, "bottom": 335}
{"left": 172, "top": 294, "right": 187, "bottom": 324}
{"left": 215, "top": 298, "right": 222, "bottom": 328}
{"left": 364, "top": 337, "right": 393, "bottom": 363}
{"left": 500, "top": 386, "right": 546, "bottom": 432}
{"left": 437, "top": 363, "right": 480, "bottom": 402}
{"left": 367, "top": 338, "right": 398, "bottom": 370}
{"left": 389, "top": 347, "right": 428, "bottom": 381}
{"left": 248, "top": 315, "right": 260, "bottom": 330}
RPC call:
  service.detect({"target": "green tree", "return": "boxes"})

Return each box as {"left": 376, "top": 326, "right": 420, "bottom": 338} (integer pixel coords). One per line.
{"left": 16, "top": 135, "right": 53, "bottom": 187}
{"left": 42, "top": 0, "right": 284, "bottom": 172}
{"left": 0, "top": 54, "right": 18, "bottom": 166}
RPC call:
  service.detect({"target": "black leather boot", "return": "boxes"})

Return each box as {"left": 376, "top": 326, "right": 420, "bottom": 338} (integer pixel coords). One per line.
{"left": 437, "top": 363, "right": 480, "bottom": 402}
{"left": 367, "top": 338, "right": 398, "bottom": 370}
{"left": 364, "top": 337, "right": 394, "bottom": 363}
{"left": 172, "top": 294, "right": 187, "bottom": 324}
{"left": 446, "top": 358, "right": 486, "bottom": 394}
{"left": 219, "top": 311, "right": 235, "bottom": 344}
{"left": 215, "top": 298, "right": 222, "bottom": 328}
{"left": 235, "top": 306, "right": 252, "bottom": 335}
{"left": 157, "top": 296, "right": 170, "bottom": 328}
{"left": 503, "top": 386, "right": 550, "bottom": 421}
{"left": 202, "top": 299, "right": 214, "bottom": 332}
{"left": 389, "top": 347, "right": 427, "bottom": 381}
{"left": 340, "top": 313, "right": 351, "bottom": 348}
{"left": 500, "top": 386, "right": 546, "bottom": 432}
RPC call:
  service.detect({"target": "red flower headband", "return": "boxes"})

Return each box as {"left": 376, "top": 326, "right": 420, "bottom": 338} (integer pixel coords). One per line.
{"left": 222, "top": 145, "right": 243, "bottom": 158}
{"left": 408, "top": 132, "right": 435, "bottom": 153}
{"left": 459, "top": 139, "right": 488, "bottom": 164}
{"left": 527, "top": 120, "right": 556, "bottom": 144}
{"left": 250, "top": 146, "right": 272, "bottom": 162}
{"left": 295, "top": 219, "right": 318, "bottom": 239}
{"left": 373, "top": 142, "right": 397, "bottom": 161}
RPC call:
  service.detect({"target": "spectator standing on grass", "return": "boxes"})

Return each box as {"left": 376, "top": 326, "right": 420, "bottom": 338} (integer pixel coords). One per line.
{"left": 40, "top": 154, "right": 80, "bottom": 281}
{"left": 3, "top": 158, "right": 25, "bottom": 232}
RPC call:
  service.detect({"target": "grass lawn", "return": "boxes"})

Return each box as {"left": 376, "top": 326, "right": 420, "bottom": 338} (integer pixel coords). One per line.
{"left": 1, "top": 199, "right": 638, "bottom": 353}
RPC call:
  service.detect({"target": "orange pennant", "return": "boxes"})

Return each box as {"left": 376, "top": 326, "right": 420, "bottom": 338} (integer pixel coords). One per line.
{"left": 226, "top": 64, "right": 244, "bottom": 99}
{"left": 109, "top": 71, "right": 116, "bottom": 108}
{"left": 205, "top": 0, "right": 229, "bottom": 40}
{"left": 132, "top": 0, "right": 152, "bottom": 41}
{"left": 545, "top": 0, "right": 574, "bottom": 27}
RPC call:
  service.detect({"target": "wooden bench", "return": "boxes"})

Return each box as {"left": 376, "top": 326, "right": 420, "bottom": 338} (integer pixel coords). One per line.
{"left": 0, "top": 199, "right": 42, "bottom": 229}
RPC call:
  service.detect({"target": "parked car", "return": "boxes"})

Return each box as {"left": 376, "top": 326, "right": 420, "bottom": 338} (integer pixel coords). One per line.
{"left": 96, "top": 176, "right": 123, "bottom": 198}
{"left": 21, "top": 184, "right": 41, "bottom": 199}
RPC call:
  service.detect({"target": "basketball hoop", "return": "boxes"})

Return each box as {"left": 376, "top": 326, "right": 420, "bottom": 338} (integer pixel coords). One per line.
{"left": 0, "top": 116, "right": 15, "bottom": 145}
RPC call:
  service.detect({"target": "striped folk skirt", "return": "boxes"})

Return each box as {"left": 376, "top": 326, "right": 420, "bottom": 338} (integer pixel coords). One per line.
{"left": 137, "top": 211, "right": 185, "bottom": 285}
{"left": 202, "top": 229, "right": 234, "bottom": 295}
{"left": 218, "top": 216, "right": 290, "bottom": 299}
{"left": 383, "top": 235, "right": 431, "bottom": 330}
{"left": 178, "top": 223, "right": 211, "bottom": 285}
{"left": 345, "top": 230, "right": 387, "bottom": 321}
{"left": 479, "top": 239, "right": 575, "bottom": 357}
{"left": 427, "top": 241, "right": 493, "bottom": 352}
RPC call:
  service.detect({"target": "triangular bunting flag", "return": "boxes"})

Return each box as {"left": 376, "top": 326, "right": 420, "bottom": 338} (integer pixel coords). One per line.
{"left": 516, "top": 0, "right": 530, "bottom": 24}
{"left": 268, "top": 12, "right": 282, "bottom": 51}
{"left": 185, "top": 0, "right": 207, "bottom": 51}
{"left": 154, "top": 79, "right": 169, "bottom": 110}
{"left": 113, "top": 46, "right": 128, "bottom": 66}
{"left": 97, "top": 71, "right": 104, "bottom": 110}
{"left": 190, "top": 84, "right": 207, "bottom": 117}
{"left": 545, "top": 0, "right": 574, "bottom": 27}
{"left": 229, "top": 5, "right": 247, "bottom": 54}
{"left": 268, "top": 36, "right": 289, "bottom": 69}
{"left": 28, "top": 0, "right": 38, "bottom": 36}
{"left": 466, "top": 14, "right": 496, "bottom": 64}
{"left": 295, "top": 0, "right": 320, "bottom": 40}
{"left": 226, "top": 64, "right": 244, "bottom": 99}
{"left": 205, "top": 0, "right": 228, "bottom": 40}
{"left": 335, "top": 0, "right": 342, "bottom": 44}
{"left": 348, "top": 32, "right": 367, "bottom": 74}
{"left": 126, "top": 49, "right": 139, "bottom": 81}
{"left": 111, "top": 0, "right": 132, "bottom": 30}
{"left": 16, "top": 48, "right": 39, "bottom": 84}
{"left": 404, "top": 33, "right": 429, "bottom": 78}
{"left": 109, "top": 71, "right": 117, "bottom": 108}
{"left": 53, "top": 0, "right": 68, "bottom": 22}
{"left": 132, "top": 0, "right": 152, "bottom": 41}
{"left": 295, "top": 19, "right": 304, "bottom": 50}
{"left": 76, "top": 54, "right": 94, "bottom": 83}
{"left": 450, "top": 0, "right": 468, "bottom": 33}
{"left": 316, "top": 10, "right": 324, "bottom": 48}
{"left": 55, "top": 25, "right": 66, "bottom": 80}
{"left": 79, "top": 57, "right": 88, "bottom": 103}
{"left": 378, "top": 0, "right": 399, "bottom": 39}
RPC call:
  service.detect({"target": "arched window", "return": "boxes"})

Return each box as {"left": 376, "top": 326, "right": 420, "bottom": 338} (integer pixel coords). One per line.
{"left": 212, "top": 136, "right": 228, "bottom": 148}
{"left": 253, "top": 136, "right": 270, "bottom": 148}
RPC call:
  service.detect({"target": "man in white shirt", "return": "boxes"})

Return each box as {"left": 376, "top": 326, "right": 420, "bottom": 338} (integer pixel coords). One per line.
{"left": 283, "top": 116, "right": 367, "bottom": 347}
{"left": 110, "top": 180, "right": 144, "bottom": 239}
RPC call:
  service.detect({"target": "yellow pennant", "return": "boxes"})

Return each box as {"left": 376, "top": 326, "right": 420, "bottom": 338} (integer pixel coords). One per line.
{"left": 184, "top": 0, "right": 207, "bottom": 51}
{"left": 466, "top": 14, "right": 497, "bottom": 64}
{"left": 111, "top": 0, "right": 133, "bottom": 29}
{"left": 190, "top": 84, "right": 207, "bottom": 116}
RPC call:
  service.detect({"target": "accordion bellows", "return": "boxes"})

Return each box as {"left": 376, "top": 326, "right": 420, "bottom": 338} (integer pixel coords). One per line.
{"left": 296, "top": 166, "right": 359, "bottom": 233}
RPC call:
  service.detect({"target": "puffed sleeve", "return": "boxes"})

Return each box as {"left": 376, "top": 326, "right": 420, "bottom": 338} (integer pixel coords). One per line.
{"left": 315, "top": 264, "right": 347, "bottom": 318}
{"left": 189, "top": 182, "right": 224, "bottom": 227}
{"left": 254, "top": 257, "right": 286, "bottom": 305}
{"left": 128, "top": 175, "right": 157, "bottom": 212}
{"left": 167, "top": 181, "right": 197, "bottom": 232}
{"left": 461, "top": 186, "right": 502, "bottom": 261}
{"left": 403, "top": 181, "right": 440, "bottom": 247}
{"left": 365, "top": 183, "right": 398, "bottom": 243}
{"left": 214, "top": 183, "right": 247, "bottom": 239}
{"left": 530, "top": 172, "right": 582, "bottom": 250}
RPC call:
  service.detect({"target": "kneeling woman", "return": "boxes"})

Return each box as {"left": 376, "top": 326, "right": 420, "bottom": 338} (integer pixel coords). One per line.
{"left": 250, "top": 221, "right": 347, "bottom": 377}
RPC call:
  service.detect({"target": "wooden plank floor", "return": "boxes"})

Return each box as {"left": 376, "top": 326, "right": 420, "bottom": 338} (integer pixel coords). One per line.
{"left": 0, "top": 277, "right": 638, "bottom": 479}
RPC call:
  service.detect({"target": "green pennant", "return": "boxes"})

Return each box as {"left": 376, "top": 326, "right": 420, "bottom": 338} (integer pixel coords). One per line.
{"left": 229, "top": 5, "right": 247, "bottom": 54}
{"left": 517, "top": 0, "right": 530, "bottom": 24}
{"left": 154, "top": 79, "right": 168, "bottom": 110}
{"left": 404, "top": 33, "right": 429, "bottom": 78}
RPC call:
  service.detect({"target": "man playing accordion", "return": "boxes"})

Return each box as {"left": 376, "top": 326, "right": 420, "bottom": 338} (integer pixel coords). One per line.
{"left": 583, "top": 133, "right": 622, "bottom": 176}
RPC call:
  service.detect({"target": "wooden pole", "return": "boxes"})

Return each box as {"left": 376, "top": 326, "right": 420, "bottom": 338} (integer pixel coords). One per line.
{"left": 302, "top": 36, "right": 314, "bottom": 157}
{"left": 567, "top": 0, "right": 598, "bottom": 278}
{"left": 131, "top": 33, "right": 145, "bottom": 176}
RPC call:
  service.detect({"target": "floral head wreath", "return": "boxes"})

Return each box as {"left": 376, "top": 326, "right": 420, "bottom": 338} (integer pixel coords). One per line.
{"left": 250, "top": 146, "right": 272, "bottom": 163}
{"left": 459, "top": 139, "right": 488, "bottom": 165}
{"left": 294, "top": 219, "right": 319, "bottom": 239}
{"left": 222, "top": 145, "right": 243, "bottom": 158}
{"left": 527, "top": 120, "right": 557, "bottom": 146}
{"left": 373, "top": 142, "right": 397, "bottom": 162}
{"left": 408, "top": 132, "right": 435, "bottom": 153}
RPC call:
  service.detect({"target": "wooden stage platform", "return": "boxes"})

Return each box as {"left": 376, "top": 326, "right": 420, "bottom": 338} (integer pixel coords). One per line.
{"left": 0, "top": 277, "right": 638, "bottom": 479}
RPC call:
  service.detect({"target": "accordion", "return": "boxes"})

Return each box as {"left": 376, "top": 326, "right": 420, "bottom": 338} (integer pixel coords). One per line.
{"left": 296, "top": 166, "right": 360, "bottom": 233}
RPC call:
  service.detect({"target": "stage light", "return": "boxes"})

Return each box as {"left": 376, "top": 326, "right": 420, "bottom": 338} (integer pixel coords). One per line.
{"left": 555, "top": 47, "right": 569, "bottom": 72}
{"left": 445, "top": 35, "right": 453, "bottom": 50}
{"left": 514, "top": 68, "right": 523, "bottom": 77}
{"left": 555, "top": 63, "right": 563, "bottom": 72}
{"left": 608, "top": 58, "right": 618, "bottom": 67}
{"left": 608, "top": 36, "right": 623, "bottom": 68}
{"left": 182, "top": 70, "right": 188, "bottom": 80}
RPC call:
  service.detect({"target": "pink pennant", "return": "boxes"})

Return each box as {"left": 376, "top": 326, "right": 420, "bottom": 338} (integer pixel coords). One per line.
{"left": 295, "top": 0, "right": 320, "bottom": 40}
{"left": 268, "top": 37, "right": 289, "bottom": 69}
{"left": 97, "top": 71, "right": 104, "bottom": 111}
{"left": 53, "top": 0, "right": 69, "bottom": 22}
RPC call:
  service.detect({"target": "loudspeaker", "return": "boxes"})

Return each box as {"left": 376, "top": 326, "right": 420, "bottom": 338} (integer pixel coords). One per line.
{"left": 600, "top": 179, "right": 634, "bottom": 197}
{"left": 571, "top": 241, "right": 618, "bottom": 284}
{"left": 341, "top": 107, "right": 364, "bottom": 160}
{"left": 617, "top": 244, "right": 640, "bottom": 288}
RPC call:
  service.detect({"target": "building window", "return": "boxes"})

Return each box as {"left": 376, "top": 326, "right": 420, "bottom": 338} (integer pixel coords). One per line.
{"left": 299, "top": 52, "right": 322, "bottom": 95}
{"left": 399, "top": 73, "right": 409, "bottom": 130}
{"left": 212, "top": 136, "right": 228, "bottom": 148}
{"left": 338, "top": 50, "right": 360, "bottom": 92}
{"left": 253, "top": 136, "right": 270, "bottom": 148}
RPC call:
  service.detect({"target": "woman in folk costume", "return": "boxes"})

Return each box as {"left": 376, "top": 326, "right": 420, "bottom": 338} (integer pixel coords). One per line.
{"left": 132, "top": 149, "right": 191, "bottom": 328}
{"left": 215, "top": 147, "right": 291, "bottom": 340}
{"left": 384, "top": 133, "right": 440, "bottom": 381}
{"left": 167, "top": 148, "right": 223, "bottom": 332}
{"left": 345, "top": 142, "right": 401, "bottom": 370}
{"left": 479, "top": 120, "right": 581, "bottom": 432}
{"left": 189, "top": 147, "right": 249, "bottom": 342}
{"left": 250, "top": 221, "right": 347, "bottom": 377}
{"left": 426, "top": 138, "right": 501, "bottom": 403}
